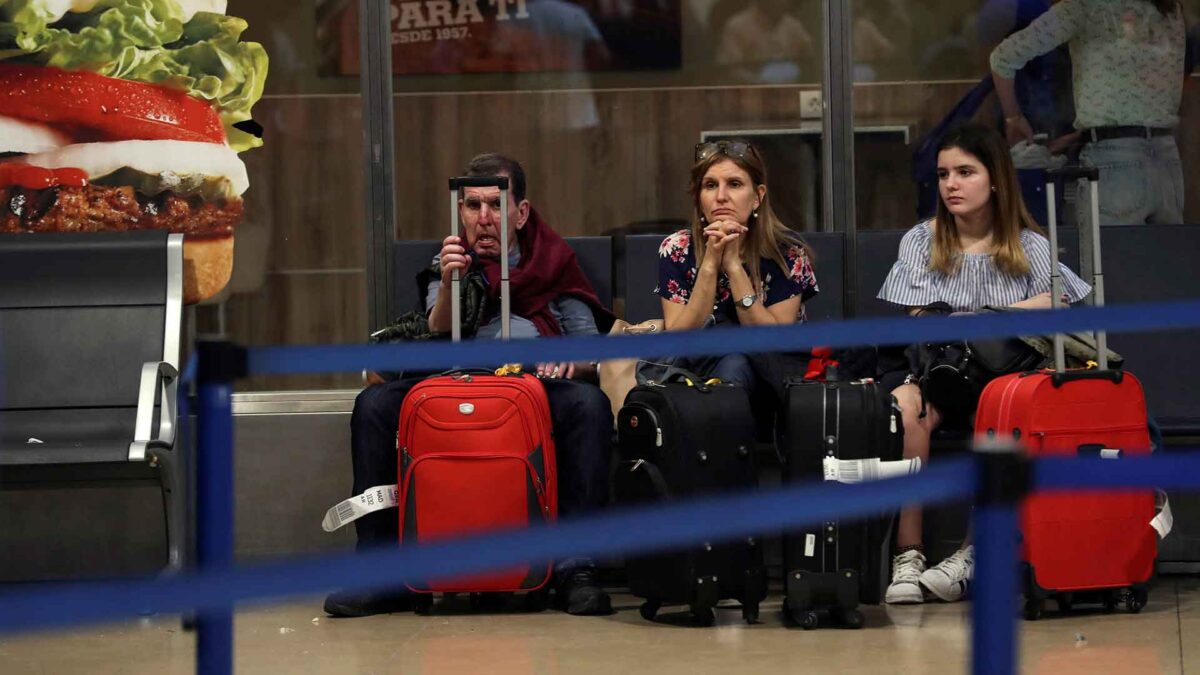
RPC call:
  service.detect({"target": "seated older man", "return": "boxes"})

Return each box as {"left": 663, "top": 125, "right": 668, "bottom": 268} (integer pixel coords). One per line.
{"left": 324, "top": 153, "right": 616, "bottom": 617}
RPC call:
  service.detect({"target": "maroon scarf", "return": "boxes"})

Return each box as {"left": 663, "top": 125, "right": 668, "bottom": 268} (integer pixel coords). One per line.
{"left": 474, "top": 208, "right": 615, "bottom": 336}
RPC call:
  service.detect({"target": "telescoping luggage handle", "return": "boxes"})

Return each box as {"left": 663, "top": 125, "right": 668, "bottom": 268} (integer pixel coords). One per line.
{"left": 1044, "top": 166, "right": 1106, "bottom": 374}
{"left": 449, "top": 176, "right": 510, "bottom": 343}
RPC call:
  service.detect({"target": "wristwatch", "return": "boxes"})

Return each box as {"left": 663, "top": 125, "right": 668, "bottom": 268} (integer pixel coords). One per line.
{"left": 738, "top": 293, "right": 756, "bottom": 308}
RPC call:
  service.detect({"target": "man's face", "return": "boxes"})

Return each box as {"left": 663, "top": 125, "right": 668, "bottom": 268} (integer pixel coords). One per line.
{"left": 460, "top": 183, "right": 528, "bottom": 259}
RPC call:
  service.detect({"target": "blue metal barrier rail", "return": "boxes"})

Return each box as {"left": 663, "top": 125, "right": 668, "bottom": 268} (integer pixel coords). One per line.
{"left": 3, "top": 449, "right": 1200, "bottom": 672}
{"left": 248, "top": 300, "right": 1200, "bottom": 377}
{"left": 6, "top": 299, "right": 1200, "bottom": 675}
{"left": 0, "top": 458, "right": 978, "bottom": 634}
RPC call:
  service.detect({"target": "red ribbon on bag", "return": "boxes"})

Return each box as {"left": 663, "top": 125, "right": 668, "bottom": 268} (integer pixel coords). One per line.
{"left": 804, "top": 346, "right": 839, "bottom": 381}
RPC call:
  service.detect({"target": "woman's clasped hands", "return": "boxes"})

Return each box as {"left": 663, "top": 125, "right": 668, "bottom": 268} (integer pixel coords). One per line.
{"left": 703, "top": 219, "right": 748, "bottom": 273}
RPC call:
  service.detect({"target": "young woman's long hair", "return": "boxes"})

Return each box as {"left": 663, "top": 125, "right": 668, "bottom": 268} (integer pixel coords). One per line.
{"left": 932, "top": 124, "right": 1042, "bottom": 277}
{"left": 688, "top": 141, "right": 809, "bottom": 294}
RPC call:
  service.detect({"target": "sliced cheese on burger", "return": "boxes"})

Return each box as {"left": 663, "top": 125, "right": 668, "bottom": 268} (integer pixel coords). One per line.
{"left": 40, "top": 0, "right": 227, "bottom": 23}
{"left": 0, "top": 114, "right": 70, "bottom": 154}
{"left": 20, "top": 140, "right": 249, "bottom": 198}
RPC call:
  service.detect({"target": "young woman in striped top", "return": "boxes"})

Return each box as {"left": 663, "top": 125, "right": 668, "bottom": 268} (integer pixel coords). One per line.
{"left": 878, "top": 124, "right": 1091, "bottom": 605}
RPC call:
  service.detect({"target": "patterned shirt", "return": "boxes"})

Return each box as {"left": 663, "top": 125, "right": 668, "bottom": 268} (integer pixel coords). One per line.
{"left": 877, "top": 220, "right": 1092, "bottom": 312}
{"left": 990, "top": 0, "right": 1186, "bottom": 129}
{"left": 655, "top": 229, "right": 819, "bottom": 325}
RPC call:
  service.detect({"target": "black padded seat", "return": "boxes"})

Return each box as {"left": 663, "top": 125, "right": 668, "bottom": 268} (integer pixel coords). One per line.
{"left": 1100, "top": 225, "right": 1200, "bottom": 433}
{"left": 0, "top": 231, "right": 186, "bottom": 576}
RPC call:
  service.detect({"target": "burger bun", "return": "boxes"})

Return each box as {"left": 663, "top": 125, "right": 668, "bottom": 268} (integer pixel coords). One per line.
{"left": 183, "top": 235, "right": 233, "bottom": 304}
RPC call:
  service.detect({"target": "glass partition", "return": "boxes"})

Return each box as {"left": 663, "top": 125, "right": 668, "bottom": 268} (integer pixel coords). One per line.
{"left": 196, "top": 1, "right": 368, "bottom": 390}
{"left": 347, "top": 0, "right": 828, "bottom": 322}
{"left": 213, "top": 0, "right": 1200, "bottom": 387}
{"left": 852, "top": 0, "right": 1200, "bottom": 233}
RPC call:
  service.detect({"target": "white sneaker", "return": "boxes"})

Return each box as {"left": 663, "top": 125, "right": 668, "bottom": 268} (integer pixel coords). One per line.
{"left": 885, "top": 549, "right": 927, "bottom": 604}
{"left": 920, "top": 545, "right": 974, "bottom": 602}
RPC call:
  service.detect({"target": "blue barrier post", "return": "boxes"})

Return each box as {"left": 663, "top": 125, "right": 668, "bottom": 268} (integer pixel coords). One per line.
{"left": 971, "top": 443, "right": 1028, "bottom": 675}
{"left": 195, "top": 341, "right": 246, "bottom": 675}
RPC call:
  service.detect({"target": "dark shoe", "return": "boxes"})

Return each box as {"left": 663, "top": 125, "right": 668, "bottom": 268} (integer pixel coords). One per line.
{"left": 556, "top": 568, "right": 613, "bottom": 616}
{"left": 323, "top": 588, "right": 413, "bottom": 617}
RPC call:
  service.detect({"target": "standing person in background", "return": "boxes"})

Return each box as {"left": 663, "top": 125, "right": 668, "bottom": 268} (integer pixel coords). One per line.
{"left": 976, "top": 0, "right": 1075, "bottom": 143}
{"left": 715, "top": 0, "right": 814, "bottom": 83}
{"left": 991, "top": 0, "right": 1188, "bottom": 225}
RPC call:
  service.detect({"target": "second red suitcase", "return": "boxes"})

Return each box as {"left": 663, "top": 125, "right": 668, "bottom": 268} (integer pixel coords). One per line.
{"left": 398, "top": 176, "right": 557, "bottom": 611}
{"left": 975, "top": 167, "right": 1156, "bottom": 619}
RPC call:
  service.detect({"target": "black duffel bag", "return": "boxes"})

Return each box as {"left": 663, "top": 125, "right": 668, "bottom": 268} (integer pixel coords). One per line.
{"left": 904, "top": 303, "right": 1043, "bottom": 419}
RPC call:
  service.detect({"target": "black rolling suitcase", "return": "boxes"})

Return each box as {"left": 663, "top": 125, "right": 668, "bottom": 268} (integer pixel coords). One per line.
{"left": 614, "top": 372, "right": 766, "bottom": 626}
{"left": 777, "top": 370, "right": 903, "bottom": 629}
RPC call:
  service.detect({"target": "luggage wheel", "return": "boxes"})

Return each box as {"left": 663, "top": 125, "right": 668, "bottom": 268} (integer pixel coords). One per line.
{"left": 690, "top": 605, "right": 716, "bottom": 627}
{"left": 781, "top": 599, "right": 819, "bottom": 630}
{"left": 1022, "top": 597, "right": 1043, "bottom": 621}
{"left": 639, "top": 600, "right": 661, "bottom": 622}
{"left": 799, "top": 611, "right": 820, "bottom": 630}
{"left": 413, "top": 595, "right": 435, "bottom": 615}
{"left": 1126, "top": 588, "right": 1148, "bottom": 614}
{"left": 781, "top": 598, "right": 822, "bottom": 631}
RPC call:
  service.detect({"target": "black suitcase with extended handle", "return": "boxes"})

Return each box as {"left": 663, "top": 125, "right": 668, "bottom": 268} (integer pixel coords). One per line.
{"left": 777, "top": 370, "right": 904, "bottom": 629}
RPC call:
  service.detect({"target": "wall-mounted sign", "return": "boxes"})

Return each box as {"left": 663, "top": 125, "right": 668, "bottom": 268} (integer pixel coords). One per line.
{"left": 317, "top": 0, "right": 681, "bottom": 76}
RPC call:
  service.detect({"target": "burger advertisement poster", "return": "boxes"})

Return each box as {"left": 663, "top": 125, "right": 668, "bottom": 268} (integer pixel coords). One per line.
{"left": 0, "top": 0, "right": 267, "bottom": 303}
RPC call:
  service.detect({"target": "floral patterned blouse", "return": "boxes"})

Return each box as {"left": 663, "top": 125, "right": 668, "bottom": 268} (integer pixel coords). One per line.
{"left": 654, "top": 229, "right": 819, "bottom": 325}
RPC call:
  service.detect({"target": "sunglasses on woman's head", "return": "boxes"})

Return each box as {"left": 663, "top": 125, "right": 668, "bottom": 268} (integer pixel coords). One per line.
{"left": 695, "top": 140, "right": 753, "bottom": 162}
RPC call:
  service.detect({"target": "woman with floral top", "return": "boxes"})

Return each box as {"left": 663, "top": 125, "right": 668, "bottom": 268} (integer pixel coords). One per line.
{"left": 651, "top": 139, "right": 818, "bottom": 387}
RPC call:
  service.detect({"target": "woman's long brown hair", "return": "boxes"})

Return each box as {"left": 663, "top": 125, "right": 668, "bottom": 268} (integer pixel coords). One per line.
{"left": 688, "top": 141, "right": 809, "bottom": 295}
{"left": 931, "top": 124, "right": 1042, "bottom": 277}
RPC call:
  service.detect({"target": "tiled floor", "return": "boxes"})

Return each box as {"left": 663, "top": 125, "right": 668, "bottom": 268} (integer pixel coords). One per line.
{"left": 2, "top": 579, "right": 1195, "bottom": 674}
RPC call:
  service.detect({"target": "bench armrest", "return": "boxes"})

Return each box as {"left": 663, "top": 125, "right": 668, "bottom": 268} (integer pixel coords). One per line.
{"left": 128, "top": 361, "right": 179, "bottom": 461}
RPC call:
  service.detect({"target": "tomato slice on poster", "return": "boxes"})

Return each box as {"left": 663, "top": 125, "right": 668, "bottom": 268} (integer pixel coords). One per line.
{"left": 0, "top": 64, "right": 226, "bottom": 145}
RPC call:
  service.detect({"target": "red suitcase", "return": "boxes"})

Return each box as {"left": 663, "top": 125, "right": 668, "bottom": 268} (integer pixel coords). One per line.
{"left": 975, "top": 168, "right": 1155, "bottom": 619}
{"left": 398, "top": 176, "right": 557, "bottom": 607}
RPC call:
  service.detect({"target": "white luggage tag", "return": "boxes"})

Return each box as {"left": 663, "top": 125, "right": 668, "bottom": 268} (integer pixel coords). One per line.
{"left": 1152, "top": 490, "right": 1173, "bottom": 539}
{"left": 822, "top": 456, "right": 922, "bottom": 484}
{"left": 321, "top": 484, "right": 399, "bottom": 532}
{"left": 1096, "top": 447, "right": 1174, "bottom": 538}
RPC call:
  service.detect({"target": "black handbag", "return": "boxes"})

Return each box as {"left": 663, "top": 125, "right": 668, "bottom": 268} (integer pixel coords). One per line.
{"left": 903, "top": 303, "right": 1043, "bottom": 418}
{"left": 906, "top": 337, "right": 1043, "bottom": 418}
{"left": 370, "top": 266, "right": 489, "bottom": 344}
{"left": 367, "top": 266, "right": 490, "bottom": 380}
